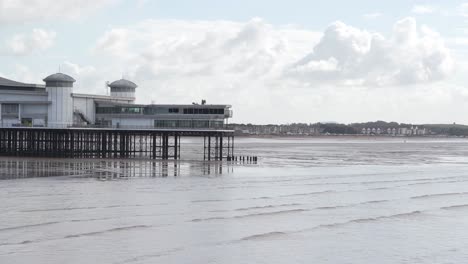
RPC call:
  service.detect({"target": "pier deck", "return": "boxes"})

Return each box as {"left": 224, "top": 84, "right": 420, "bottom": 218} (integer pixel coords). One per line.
{"left": 0, "top": 127, "right": 234, "bottom": 160}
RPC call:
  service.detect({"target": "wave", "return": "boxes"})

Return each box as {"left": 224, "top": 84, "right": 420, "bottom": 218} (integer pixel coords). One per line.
{"left": 234, "top": 203, "right": 302, "bottom": 212}
{"left": 279, "top": 190, "right": 333, "bottom": 198}
{"left": 316, "top": 205, "right": 348, "bottom": 210}
{"left": 236, "top": 210, "right": 423, "bottom": 243}
{"left": 192, "top": 196, "right": 273, "bottom": 203}
{"left": 241, "top": 231, "right": 287, "bottom": 241}
{"left": 366, "top": 200, "right": 389, "bottom": 204}
{"left": 406, "top": 179, "right": 467, "bottom": 187}
{"left": 192, "top": 192, "right": 330, "bottom": 203}
{"left": 252, "top": 196, "right": 272, "bottom": 200}
{"left": 191, "top": 199, "right": 226, "bottom": 203}
{"left": 315, "top": 200, "right": 389, "bottom": 210}
{"left": 0, "top": 225, "right": 152, "bottom": 247}
{"left": 19, "top": 203, "right": 167, "bottom": 213}
{"left": 328, "top": 211, "right": 423, "bottom": 227}
{"left": 116, "top": 247, "right": 184, "bottom": 264}
{"left": 304, "top": 176, "right": 461, "bottom": 188}
{"left": 191, "top": 209, "right": 306, "bottom": 222}
{"left": 367, "top": 187, "right": 391, "bottom": 191}
{"left": 65, "top": 225, "right": 150, "bottom": 239}
{"left": 441, "top": 204, "right": 468, "bottom": 210}
{"left": 102, "top": 203, "right": 169, "bottom": 209}
{"left": 411, "top": 192, "right": 468, "bottom": 199}
{"left": 20, "top": 206, "right": 97, "bottom": 213}
{"left": 0, "top": 221, "right": 60, "bottom": 232}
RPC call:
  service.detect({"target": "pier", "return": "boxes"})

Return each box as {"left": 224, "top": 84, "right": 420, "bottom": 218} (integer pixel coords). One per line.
{"left": 0, "top": 127, "right": 235, "bottom": 161}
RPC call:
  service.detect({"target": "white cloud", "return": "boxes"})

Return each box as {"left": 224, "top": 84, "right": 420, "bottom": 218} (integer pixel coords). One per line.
{"left": 0, "top": 0, "right": 115, "bottom": 23}
{"left": 95, "top": 28, "right": 131, "bottom": 58}
{"left": 6, "top": 28, "right": 56, "bottom": 55}
{"left": 460, "top": 3, "right": 468, "bottom": 17}
{"left": 447, "top": 37, "right": 468, "bottom": 46}
{"left": 93, "top": 18, "right": 321, "bottom": 84}
{"left": 412, "top": 5, "right": 435, "bottom": 14}
{"left": 363, "top": 12, "right": 383, "bottom": 19}
{"left": 61, "top": 61, "right": 110, "bottom": 94}
{"left": 65, "top": 17, "right": 458, "bottom": 123}
{"left": 90, "top": 18, "right": 323, "bottom": 122}
{"left": 289, "top": 17, "right": 454, "bottom": 86}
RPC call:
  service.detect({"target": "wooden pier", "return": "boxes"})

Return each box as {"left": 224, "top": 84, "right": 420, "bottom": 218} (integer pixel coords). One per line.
{"left": 0, "top": 127, "right": 234, "bottom": 160}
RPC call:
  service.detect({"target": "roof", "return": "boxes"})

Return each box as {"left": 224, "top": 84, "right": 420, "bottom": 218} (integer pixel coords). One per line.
{"left": 72, "top": 93, "right": 135, "bottom": 101}
{"left": 0, "top": 76, "right": 42, "bottom": 88}
{"left": 94, "top": 101, "right": 231, "bottom": 108}
{"left": 0, "top": 76, "right": 45, "bottom": 92}
{"left": 108, "top": 79, "right": 137, "bottom": 89}
{"left": 43, "top": 73, "right": 76, "bottom": 83}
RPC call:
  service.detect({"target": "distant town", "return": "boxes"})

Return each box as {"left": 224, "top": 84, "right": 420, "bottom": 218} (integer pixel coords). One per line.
{"left": 228, "top": 121, "right": 468, "bottom": 137}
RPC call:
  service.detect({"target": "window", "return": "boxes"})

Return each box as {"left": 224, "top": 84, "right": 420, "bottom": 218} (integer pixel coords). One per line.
{"left": 144, "top": 107, "right": 155, "bottom": 115}
{"left": 122, "top": 107, "right": 141, "bottom": 114}
{"left": 183, "top": 108, "right": 225, "bottom": 115}
{"left": 2, "top": 104, "right": 19, "bottom": 115}
{"left": 179, "top": 120, "right": 192, "bottom": 128}
{"left": 154, "top": 120, "right": 179, "bottom": 128}
{"left": 193, "top": 120, "right": 209, "bottom": 128}
{"left": 211, "top": 121, "right": 224, "bottom": 128}
{"left": 169, "top": 108, "right": 179, "bottom": 113}
{"left": 96, "top": 107, "right": 117, "bottom": 114}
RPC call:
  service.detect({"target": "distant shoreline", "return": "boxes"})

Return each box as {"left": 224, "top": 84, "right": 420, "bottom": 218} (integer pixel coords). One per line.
{"left": 235, "top": 134, "right": 467, "bottom": 139}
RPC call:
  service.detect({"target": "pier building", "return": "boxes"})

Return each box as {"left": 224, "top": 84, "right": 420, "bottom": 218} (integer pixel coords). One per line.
{"left": 0, "top": 73, "right": 236, "bottom": 160}
{"left": 0, "top": 73, "right": 232, "bottom": 129}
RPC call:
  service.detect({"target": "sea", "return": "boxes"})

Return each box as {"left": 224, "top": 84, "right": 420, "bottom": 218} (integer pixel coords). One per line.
{"left": 1, "top": 137, "right": 468, "bottom": 264}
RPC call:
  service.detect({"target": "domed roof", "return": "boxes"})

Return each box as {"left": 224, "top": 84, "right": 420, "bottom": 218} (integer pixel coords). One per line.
{"left": 43, "top": 73, "right": 76, "bottom": 83}
{"left": 108, "top": 79, "right": 137, "bottom": 89}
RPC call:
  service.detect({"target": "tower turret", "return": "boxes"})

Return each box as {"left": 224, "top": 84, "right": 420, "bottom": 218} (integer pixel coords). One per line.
{"left": 43, "top": 73, "right": 75, "bottom": 128}
{"left": 108, "top": 79, "right": 137, "bottom": 103}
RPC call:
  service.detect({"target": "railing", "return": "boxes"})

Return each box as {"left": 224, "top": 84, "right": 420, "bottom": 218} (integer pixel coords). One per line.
{"left": 74, "top": 109, "right": 92, "bottom": 124}
{"left": 0, "top": 120, "right": 230, "bottom": 130}
{"left": 72, "top": 124, "right": 230, "bottom": 130}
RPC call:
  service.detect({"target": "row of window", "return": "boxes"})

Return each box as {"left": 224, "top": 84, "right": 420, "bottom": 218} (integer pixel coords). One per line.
{"left": 96, "top": 106, "right": 225, "bottom": 115}
{"left": 182, "top": 108, "right": 224, "bottom": 115}
{"left": 110, "top": 87, "right": 135, "bottom": 92}
{"left": 154, "top": 120, "right": 225, "bottom": 128}
{"left": 96, "top": 107, "right": 141, "bottom": 114}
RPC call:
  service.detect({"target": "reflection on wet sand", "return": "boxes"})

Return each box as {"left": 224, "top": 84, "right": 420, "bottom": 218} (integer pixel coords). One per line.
{"left": 0, "top": 158, "right": 234, "bottom": 180}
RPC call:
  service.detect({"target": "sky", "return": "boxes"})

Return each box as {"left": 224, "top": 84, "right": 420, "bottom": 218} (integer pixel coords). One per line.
{"left": 1, "top": 0, "right": 468, "bottom": 124}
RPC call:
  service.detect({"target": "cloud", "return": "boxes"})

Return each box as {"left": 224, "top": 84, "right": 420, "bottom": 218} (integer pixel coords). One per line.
{"left": 363, "top": 12, "right": 383, "bottom": 19}
{"left": 95, "top": 28, "right": 131, "bottom": 58}
{"left": 5, "top": 28, "right": 56, "bottom": 55}
{"left": 62, "top": 17, "right": 457, "bottom": 123}
{"left": 61, "top": 61, "right": 110, "bottom": 94}
{"left": 412, "top": 5, "right": 435, "bottom": 14}
{"left": 0, "top": 0, "right": 115, "bottom": 23}
{"left": 288, "top": 17, "right": 454, "bottom": 86}
{"left": 460, "top": 3, "right": 468, "bottom": 17}
{"left": 93, "top": 18, "right": 321, "bottom": 83}
{"left": 90, "top": 18, "right": 323, "bottom": 122}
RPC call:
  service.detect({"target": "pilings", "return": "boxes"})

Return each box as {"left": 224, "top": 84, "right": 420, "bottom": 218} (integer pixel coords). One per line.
{"left": 227, "top": 155, "right": 258, "bottom": 164}
{"left": 203, "top": 133, "right": 235, "bottom": 161}
{"left": 0, "top": 128, "right": 233, "bottom": 161}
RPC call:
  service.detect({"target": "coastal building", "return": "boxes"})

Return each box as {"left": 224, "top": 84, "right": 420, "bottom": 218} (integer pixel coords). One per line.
{"left": 0, "top": 73, "right": 232, "bottom": 129}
